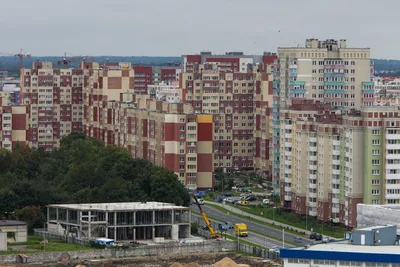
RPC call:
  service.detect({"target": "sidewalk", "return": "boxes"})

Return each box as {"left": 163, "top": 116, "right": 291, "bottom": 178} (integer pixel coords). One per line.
{"left": 204, "top": 200, "right": 335, "bottom": 239}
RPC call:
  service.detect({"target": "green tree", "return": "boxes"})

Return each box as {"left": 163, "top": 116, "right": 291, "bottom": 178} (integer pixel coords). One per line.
{"left": 16, "top": 206, "right": 45, "bottom": 234}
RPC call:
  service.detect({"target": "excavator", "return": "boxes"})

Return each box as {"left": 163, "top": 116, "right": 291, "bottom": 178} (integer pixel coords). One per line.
{"left": 192, "top": 193, "right": 222, "bottom": 239}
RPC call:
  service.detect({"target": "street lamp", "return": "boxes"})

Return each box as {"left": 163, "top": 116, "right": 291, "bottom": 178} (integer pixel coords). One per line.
{"left": 273, "top": 207, "right": 276, "bottom": 224}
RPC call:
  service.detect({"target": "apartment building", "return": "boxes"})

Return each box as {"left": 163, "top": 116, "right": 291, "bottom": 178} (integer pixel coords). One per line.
{"left": 281, "top": 99, "right": 400, "bottom": 227}
{"left": 83, "top": 63, "right": 213, "bottom": 189}
{"left": 0, "top": 105, "right": 29, "bottom": 151}
{"left": 132, "top": 66, "right": 181, "bottom": 94}
{"left": 20, "top": 62, "right": 83, "bottom": 151}
{"left": 273, "top": 38, "right": 374, "bottom": 198}
{"left": 179, "top": 54, "right": 276, "bottom": 173}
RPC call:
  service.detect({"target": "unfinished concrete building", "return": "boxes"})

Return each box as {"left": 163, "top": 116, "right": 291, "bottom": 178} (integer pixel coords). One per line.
{"left": 46, "top": 202, "right": 191, "bottom": 242}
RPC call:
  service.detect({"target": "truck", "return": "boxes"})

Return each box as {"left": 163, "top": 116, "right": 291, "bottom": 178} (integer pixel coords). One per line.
{"left": 234, "top": 223, "right": 248, "bottom": 237}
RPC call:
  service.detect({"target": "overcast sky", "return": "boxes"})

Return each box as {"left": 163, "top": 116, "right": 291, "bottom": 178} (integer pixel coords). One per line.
{"left": 0, "top": 0, "right": 397, "bottom": 58}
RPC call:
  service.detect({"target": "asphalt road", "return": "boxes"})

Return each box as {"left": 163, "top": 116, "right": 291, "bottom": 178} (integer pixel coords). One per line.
{"left": 191, "top": 213, "right": 284, "bottom": 248}
{"left": 191, "top": 204, "right": 314, "bottom": 246}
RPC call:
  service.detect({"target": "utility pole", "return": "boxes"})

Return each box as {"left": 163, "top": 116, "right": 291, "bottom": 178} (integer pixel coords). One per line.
{"left": 282, "top": 228, "right": 285, "bottom": 247}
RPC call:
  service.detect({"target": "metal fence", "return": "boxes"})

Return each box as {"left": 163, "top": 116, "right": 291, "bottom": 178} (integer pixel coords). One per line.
{"left": 34, "top": 229, "right": 90, "bottom": 246}
{"left": 195, "top": 228, "right": 281, "bottom": 261}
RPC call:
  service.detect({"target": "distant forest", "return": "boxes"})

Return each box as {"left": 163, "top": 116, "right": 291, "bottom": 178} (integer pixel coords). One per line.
{"left": 0, "top": 56, "right": 181, "bottom": 75}
{"left": 1, "top": 56, "right": 400, "bottom": 76}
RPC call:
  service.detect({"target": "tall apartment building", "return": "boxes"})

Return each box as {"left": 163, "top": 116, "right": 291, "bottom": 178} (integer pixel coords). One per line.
{"left": 0, "top": 105, "right": 29, "bottom": 151}
{"left": 83, "top": 63, "right": 213, "bottom": 189}
{"left": 281, "top": 99, "right": 400, "bottom": 228}
{"left": 132, "top": 66, "right": 181, "bottom": 94}
{"left": 20, "top": 62, "right": 83, "bottom": 151}
{"left": 272, "top": 38, "right": 373, "bottom": 195}
{"left": 179, "top": 53, "right": 276, "bottom": 174}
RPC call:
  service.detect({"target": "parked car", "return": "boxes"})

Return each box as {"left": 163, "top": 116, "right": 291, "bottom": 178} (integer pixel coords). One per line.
{"left": 309, "top": 232, "right": 316, "bottom": 239}
{"left": 315, "top": 234, "right": 323, "bottom": 241}
{"left": 245, "top": 196, "right": 257, "bottom": 201}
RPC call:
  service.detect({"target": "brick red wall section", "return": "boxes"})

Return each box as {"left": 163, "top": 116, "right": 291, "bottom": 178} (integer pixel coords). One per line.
{"left": 108, "top": 77, "right": 122, "bottom": 89}
{"left": 197, "top": 154, "right": 212, "bottom": 172}
{"left": 12, "top": 114, "right": 26, "bottom": 130}
{"left": 197, "top": 123, "right": 212, "bottom": 141}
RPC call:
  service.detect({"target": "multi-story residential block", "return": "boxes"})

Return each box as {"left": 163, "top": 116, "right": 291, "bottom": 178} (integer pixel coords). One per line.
{"left": 132, "top": 66, "right": 181, "bottom": 94}
{"left": 0, "top": 105, "right": 29, "bottom": 151}
{"left": 20, "top": 62, "right": 83, "bottom": 151}
{"left": 179, "top": 53, "right": 276, "bottom": 174}
{"left": 280, "top": 98, "right": 400, "bottom": 228}
{"left": 83, "top": 63, "right": 213, "bottom": 189}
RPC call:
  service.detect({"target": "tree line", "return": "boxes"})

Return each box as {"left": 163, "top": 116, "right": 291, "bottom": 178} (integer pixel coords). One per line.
{"left": 0, "top": 132, "right": 190, "bottom": 230}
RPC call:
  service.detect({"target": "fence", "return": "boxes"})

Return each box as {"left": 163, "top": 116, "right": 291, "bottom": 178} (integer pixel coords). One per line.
{"left": 195, "top": 228, "right": 281, "bottom": 262}
{"left": 34, "top": 229, "right": 90, "bottom": 246}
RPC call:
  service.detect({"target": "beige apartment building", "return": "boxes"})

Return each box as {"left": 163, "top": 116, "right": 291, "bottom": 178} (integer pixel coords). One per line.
{"left": 281, "top": 99, "right": 400, "bottom": 228}
{"left": 20, "top": 62, "right": 84, "bottom": 151}
{"left": 277, "top": 39, "right": 372, "bottom": 109}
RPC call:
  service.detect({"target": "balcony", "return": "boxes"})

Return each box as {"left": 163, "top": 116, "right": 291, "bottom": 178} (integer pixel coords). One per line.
{"left": 345, "top": 200, "right": 349, "bottom": 206}
{"left": 309, "top": 174, "right": 317, "bottom": 180}
{"left": 386, "top": 164, "right": 400, "bottom": 170}
{"left": 284, "top": 151, "right": 292, "bottom": 156}
{"left": 332, "top": 198, "right": 339, "bottom": 204}
{"left": 284, "top": 195, "right": 292, "bottom": 201}
{"left": 345, "top": 132, "right": 351, "bottom": 138}
{"left": 309, "top": 146, "right": 317, "bottom": 152}
{"left": 345, "top": 151, "right": 350, "bottom": 158}
{"left": 284, "top": 169, "right": 292, "bottom": 174}
{"left": 309, "top": 164, "right": 317, "bottom": 170}
{"left": 386, "top": 134, "right": 400, "bottom": 140}
{"left": 309, "top": 156, "right": 317, "bottom": 161}
{"left": 309, "top": 137, "right": 317, "bottom": 143}
{"left": 284, "top": 177, "right": 292, "bottom": 183}
{"left": 385, "top": 184, "right": 400, "bottom": 190}
{"left": 332, "top": 150, "right": 340, "bottom": 156}
{"left": 332, "top": 188, "right": 340, "bottom": 194}
{"left": 332, "top": 169, "right": 340, "bottom": 175}
{"left": 386, "top": 154, "right": 400, "bottom": 160}
{"left": 386, "top": 194, "right": 400, "bottom": 199}
{"left": 285, "top": 133, "right": 292, "bottom": 139}
{"left": 285, "top": 142, "right": 292, "bottom": 147}
{"left": 284, "top": 160, "right": 292, "bottom": 165}
{"left": 332, "top": 160, "right": 340, "bottom": 166}
{"left": 309, "top": 183, "right": 317, "bottom": 189}
{"left": 331, "top": 178, "right": 340, "bottom": 185}
{"left": 386, "top": 144, "right": 400, "bottom": 150}
{"left": 284, "top": 186, "right": 292, "bottom": 192}
{"left": 309, "top": 192, "right": 317, "bottom": 198}
{"left": 309, "top": 210, "right": 317, "bottom": 216}
{"left": 309, "top": 202, "right": 316, "bottom": 208}
{"left": 332, "top": 207, "right": 339, "bottom": 213}
{"left": 332, "top": 140, "right": 340, "bottom": 146}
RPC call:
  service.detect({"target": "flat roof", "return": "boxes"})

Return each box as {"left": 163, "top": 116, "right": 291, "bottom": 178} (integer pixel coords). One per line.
{"left": 46, "top": 202, "right": 189, "bottom": 211}
{"left": 306, "top": 242, "right": 400, "bottom": 254}
{"left": 0, "top": 220, "right": 27, "bottom": 226}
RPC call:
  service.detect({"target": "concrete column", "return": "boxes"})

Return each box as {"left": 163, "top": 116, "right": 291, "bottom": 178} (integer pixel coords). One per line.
{"left": 171, "top": 210, "right": 174, "bottom": 224}
{"left": 88, "top": 211, "right": 91, "bottom": 238}
{"left": 133, "top": 212, "right": 136, "bottom": 226}
{"left": 66, "top": 209, "right": 69, "bottom": 223}
{"left": 79, "top": 211, "right": 82, "bottom": 238}
{"left": 152, "top": 227, "right": 155, "bottom": 241}
{"left": 105, "top": 212, "right": 108, "bottom": 238}
{"left": 133, "top": 228, "right": 136, "bottom": 242}
{"left": 56, "top": 208, "right": 59, "bottom": 221}
{"left": 46, "top": 207, "right": 49, "bottom": 231}
{"left": 153, "top": 211, "right": 155, "bottom": 224}
{"left": 114, "top": 212, "right": 117, "bottom": 241}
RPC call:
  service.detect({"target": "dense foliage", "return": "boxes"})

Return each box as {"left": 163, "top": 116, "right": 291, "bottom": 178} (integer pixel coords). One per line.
{"left": 0, "top": 132, "right": 190, "bottom": 219}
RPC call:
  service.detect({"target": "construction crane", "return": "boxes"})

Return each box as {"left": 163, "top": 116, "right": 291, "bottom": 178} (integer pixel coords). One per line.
{"left": 57, "top": 52, "right": 93, "bottom": 66}
{"left": 0, "top": 49, "right": 31, "bottom": 69}
{"left": 192, "top": 193, "right": 222, "bottom": 239}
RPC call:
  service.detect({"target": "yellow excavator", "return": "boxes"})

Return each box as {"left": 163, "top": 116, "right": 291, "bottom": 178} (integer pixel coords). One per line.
{"left": 192, "top": 193, "right": 222, "bottom": 239}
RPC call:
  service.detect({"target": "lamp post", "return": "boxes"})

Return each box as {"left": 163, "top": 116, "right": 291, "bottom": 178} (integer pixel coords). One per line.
{"left": 273, "top": 207, "right": 276, "bottom": 224}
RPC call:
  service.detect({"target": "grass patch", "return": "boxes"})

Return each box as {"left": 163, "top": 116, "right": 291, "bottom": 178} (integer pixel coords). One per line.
{"left": 2, "top": 235, "right": 91, "bottom": 255}
{"left": 208, "top": 202, "right": 346, "bottom": 238}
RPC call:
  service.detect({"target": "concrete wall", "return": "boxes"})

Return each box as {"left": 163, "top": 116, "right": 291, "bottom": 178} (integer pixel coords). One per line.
{"left": 0, "top": 225, "right": 27, "bottom": 243}
{"left": 0, "top": 233, "right": 7, "bottom": 251}
{"left": 0, "top": 240, "right": 236, "bottom": 264}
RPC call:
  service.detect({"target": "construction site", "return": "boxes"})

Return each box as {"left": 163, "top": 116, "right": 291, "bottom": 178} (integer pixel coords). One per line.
{"left": 45, "top": 202, "right": 191, "bottom": 242}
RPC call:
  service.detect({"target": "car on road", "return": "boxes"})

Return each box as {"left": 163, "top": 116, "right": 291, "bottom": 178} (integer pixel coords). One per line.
{"left": 244, "top": 195, "right": 257, "bottom": 201}
{"left": 294, "top": 237, "right": 303, "bottom": 243}
{"left": 315, "top": 234, "right": 323, "bottom": 241}
{"left": 192, "top": 198, "right": 205, "bottom": 205}
{"left": 309, "top": 232, "right": 316, "bottom": 239}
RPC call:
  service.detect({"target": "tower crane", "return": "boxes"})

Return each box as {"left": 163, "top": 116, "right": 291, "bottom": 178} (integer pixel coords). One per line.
{"left": 0, "top": 48, "right": 32, "bottom": 69}
{"left": 57, "top": 52, "right": 93, "bottom": 66}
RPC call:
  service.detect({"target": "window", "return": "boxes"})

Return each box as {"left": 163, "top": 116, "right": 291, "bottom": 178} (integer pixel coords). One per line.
{"left": 372, "top": 169, "right": 380, "bottom": 175}
{"left": 372, "top": 189, "right": 380, "bottom": 195}
{"left": 372, "top": 160, "right": 380, "bottom": 165}
{"left": 372, "top": 199, "right": 380, "bottom": 205}
{"left": 372, "top": 140, "right": 380, "bottom": 145}
{"left": 372, "top": 179, "right": 380, "bottom": 185}
{"left": 372, "top": 130, "right": 380, "bottom": 135}
{"left": 372, "top": 150, "right": 380, "bottom": 155}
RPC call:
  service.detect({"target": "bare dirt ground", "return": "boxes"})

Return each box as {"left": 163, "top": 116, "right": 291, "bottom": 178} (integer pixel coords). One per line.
{"left": 14, "top": 252, "right": 282, "bottom": 267}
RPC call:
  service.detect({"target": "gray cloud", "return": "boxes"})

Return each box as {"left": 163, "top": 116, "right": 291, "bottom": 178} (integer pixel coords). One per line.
{"left": 0, "top": 0, "right": 398, "bottom": 58}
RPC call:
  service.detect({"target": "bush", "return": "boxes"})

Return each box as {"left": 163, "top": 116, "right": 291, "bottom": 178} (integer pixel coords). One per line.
{"left": 89, "top": 240, "right": 106, "bottom": 249}
{"left": 191, "top": 222, "right": 199, "bottom": 235}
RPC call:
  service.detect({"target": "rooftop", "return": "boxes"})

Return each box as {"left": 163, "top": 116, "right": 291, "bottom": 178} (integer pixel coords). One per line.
{"left": 0, "top": 220, "right": 27, "bottom": 227}
{"left": 304, "top": 241, "right": 400, "bottom": 254}
{"left": 46, "top": 202, "right": 190, "bottom": 211}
